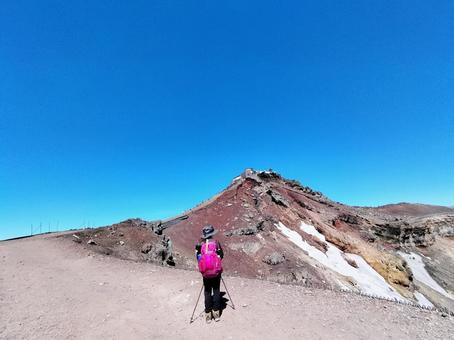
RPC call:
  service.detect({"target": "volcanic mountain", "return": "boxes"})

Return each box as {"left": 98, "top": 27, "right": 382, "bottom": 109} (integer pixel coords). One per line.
{"left": 68, "top": 169, "right": 454, "bottom": 312}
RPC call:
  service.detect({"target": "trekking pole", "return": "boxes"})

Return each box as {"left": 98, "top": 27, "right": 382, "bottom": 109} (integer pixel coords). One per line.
{"left": 189, "top": 284, "right": 204, "bottom": 324}
{"left": 221, "top": 277, "right": 235, "bottom": 310}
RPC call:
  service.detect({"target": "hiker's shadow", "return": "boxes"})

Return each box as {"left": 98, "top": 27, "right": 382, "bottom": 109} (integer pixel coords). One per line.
{"left": 220, "top": 291, "right": 232, "bottom": 315}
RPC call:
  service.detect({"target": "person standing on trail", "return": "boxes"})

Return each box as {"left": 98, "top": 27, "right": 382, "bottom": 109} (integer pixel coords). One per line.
{"left": 195, "top": 225, "right": 224, "bottom": 323}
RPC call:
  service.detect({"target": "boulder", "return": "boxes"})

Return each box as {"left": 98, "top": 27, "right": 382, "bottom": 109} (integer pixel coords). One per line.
{"left": 263, "top": 252, "right": 285, "bottom": 265}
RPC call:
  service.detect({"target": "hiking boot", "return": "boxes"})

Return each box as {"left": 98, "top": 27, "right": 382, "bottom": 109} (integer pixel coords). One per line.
{"left": 205, "top": 312, "right": 212, "bottom": 324}
{"left": 213, "top": 310, "right": 220, "bottom": 322}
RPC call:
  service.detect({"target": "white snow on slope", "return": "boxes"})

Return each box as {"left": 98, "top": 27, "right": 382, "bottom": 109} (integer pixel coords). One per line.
{"left": 398, "top": 251, "right": 454, "bottom": 300}
{"left": 276, "top": 222, "right": 406, "bottom": 301}
{"left": 300, "top": 222, "right": 326, "bottom": 241}
{"left": 414, "top": 291, "right": 434, "bottom": 308}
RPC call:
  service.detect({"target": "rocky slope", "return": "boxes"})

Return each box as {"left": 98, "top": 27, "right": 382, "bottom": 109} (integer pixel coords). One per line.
{"left": 68, "top": 169, "right": 454, "bottom": 312}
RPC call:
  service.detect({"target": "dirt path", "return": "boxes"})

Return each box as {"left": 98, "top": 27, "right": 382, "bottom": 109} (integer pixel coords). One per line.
{"left": 1, "top": 234, "right": 453, "bottom": 339}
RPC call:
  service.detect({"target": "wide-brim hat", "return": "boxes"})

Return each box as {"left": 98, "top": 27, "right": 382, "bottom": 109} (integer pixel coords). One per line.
{"left": 201, "top": 225, "right": 217, "bottom": 239}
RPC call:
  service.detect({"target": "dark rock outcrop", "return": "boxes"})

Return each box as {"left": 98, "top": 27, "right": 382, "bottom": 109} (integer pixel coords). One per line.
{"left": 225, "top": 220, "right": 266, "bottom": 236}
{"left": 267, "top": 189, "right": 289, "bottom": 207}
{"left": 338, "top": 213, "right": 360, "bottom": 225}
{"left": 371, "top": 222, "right": 436, "bottom": 247}
{"left": 145, "top": 235, "right": 174, "bottom": 266}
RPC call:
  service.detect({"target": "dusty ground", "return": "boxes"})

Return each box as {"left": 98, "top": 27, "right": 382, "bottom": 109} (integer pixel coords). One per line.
{"left": 1, "top": 234, "right": 453, "bottom": 340}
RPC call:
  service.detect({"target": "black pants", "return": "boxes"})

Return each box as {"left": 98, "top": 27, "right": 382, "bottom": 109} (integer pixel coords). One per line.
{"left": 203, "top": 275, "right": 221, "bottom": 313}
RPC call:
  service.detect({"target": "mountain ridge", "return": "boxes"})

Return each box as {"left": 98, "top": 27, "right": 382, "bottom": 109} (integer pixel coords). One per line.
{"left": 66, "top": 169, "right": 454, "bottom": 312}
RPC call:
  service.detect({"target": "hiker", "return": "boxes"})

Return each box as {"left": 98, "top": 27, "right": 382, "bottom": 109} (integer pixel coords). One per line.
{"left": 195, "top": 225, "right": 224, "bottom": 323}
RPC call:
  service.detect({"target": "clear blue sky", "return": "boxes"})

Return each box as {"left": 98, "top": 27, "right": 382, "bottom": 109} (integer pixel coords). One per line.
{"left": 1, "top": 1, "right": 454, "bottom": 240}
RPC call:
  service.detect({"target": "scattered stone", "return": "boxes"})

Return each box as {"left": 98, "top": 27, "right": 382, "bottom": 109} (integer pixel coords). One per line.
{"left": 119, "top": 241, "right": 125, "bottom": 246}
{"left": 87, "top": 239, "right": 96, "bottom": 245}
{"left": 263, "top": 252, "right": 285, "bottom": 265}
{"left": 344, "top": 256, "right": 358, "bottom": 269}
{"left": 72, "top": 234, "right": 81, "bottom": 243}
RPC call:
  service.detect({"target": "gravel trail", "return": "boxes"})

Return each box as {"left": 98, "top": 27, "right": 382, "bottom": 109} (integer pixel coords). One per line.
{"left": 1, "top": 234, "right": 453, "bottom": 339}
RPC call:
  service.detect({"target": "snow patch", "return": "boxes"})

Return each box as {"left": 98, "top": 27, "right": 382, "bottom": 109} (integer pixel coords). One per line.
{"left": 276, "top": 222, "right": 406, "bottom": 301}
{"left": 414, "top": 291, "right": 434, "bottom": 308}
{"left": 275, "top": 222, "right": 328, "bottom": 264}
{"left": 398, "top": 251, "right": 454, "bottom": 300}
{"left": 300, "top": 222, "right": 326, "bottom": 242}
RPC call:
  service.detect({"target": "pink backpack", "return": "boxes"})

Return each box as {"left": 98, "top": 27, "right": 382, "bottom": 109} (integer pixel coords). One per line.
{"left": 198, "top": 239, "right": 223, "bottom": 278}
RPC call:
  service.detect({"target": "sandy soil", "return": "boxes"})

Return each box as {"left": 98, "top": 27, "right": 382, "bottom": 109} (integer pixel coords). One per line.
{"left": 1, "top": 234, "right": 453, "bottom": 340}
